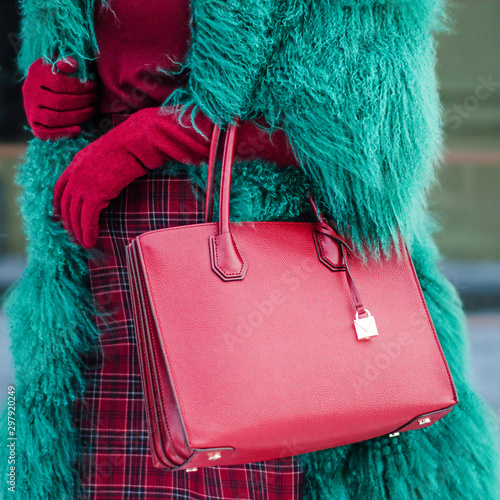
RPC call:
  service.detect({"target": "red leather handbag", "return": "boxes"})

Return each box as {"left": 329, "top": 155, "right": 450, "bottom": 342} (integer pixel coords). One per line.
{"left": 125, "top": 119, "right": 458, "bottom": 471}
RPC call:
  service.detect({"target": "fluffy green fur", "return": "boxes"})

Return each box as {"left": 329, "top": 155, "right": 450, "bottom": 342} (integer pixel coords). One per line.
{"left": 17, "top": 0, "right": 98, "bottom": 79}
{"left": 166, "top": 0, "right": 446, "bottom": 257}
{"left": 0, "top": 136, "right": 100, "bottom": 499}
{"left": 2, "top": 0, "right": 499, "bottom": 498}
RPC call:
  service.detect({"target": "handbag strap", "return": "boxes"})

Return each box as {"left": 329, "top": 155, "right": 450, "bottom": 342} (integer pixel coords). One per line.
{"left": 207, "top": 118, "right": 368, "bottom": 318}
{"left": 217, "top": 120, "right": 239, "bottom": 235}
{"left": 205, "top": 119, "right": 341, "bottom": 232}
{"left": 204, "top": 124, "right": 224, "bottom": 223}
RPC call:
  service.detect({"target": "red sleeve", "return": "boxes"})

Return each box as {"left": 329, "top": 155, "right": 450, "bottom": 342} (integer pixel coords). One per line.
{"left": 132, "top": 106, "right": 300, "bottom": 169}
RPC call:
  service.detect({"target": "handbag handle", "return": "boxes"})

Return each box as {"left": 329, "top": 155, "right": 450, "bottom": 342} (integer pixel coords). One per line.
{"left": 205, "top": 119, "right": 333, "bottom": 228}
{"left": 206, "top": 119, "right": 368, "bottom": 319}
{"left": 206, "top": 119, "right": 336, "bottom": 279}
{"left": 204, "top": 120, "right": 328, "bottom": 226}
{"left": 204, "top": 124, "right": 224, "bottom": 224}
{"left": 207, "top": 120, "right": 249, "bottom": 280}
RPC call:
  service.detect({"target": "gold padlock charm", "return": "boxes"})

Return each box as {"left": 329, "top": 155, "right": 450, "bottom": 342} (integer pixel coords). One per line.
{"left": 354, "top": 309, "right": 378, "bottom": 341}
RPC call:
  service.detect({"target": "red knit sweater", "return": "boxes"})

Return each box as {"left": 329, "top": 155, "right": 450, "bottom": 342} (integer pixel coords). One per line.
{"left": 93, "top": 0, "right": 299, "bottom": 167}
{"left": 94, "top": 0, "right": 191, "bottom": 113}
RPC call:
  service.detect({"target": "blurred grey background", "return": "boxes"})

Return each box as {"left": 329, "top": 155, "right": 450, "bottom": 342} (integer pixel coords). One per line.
{"left": 0, "top": 1, "right": 499, "bottom": 424}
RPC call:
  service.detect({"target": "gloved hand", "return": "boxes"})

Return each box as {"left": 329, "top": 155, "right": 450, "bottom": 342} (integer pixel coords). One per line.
{"left": 22, "top": 57, "right": 97, "bottom": 140}
{"left": 53, "top": 105, "right": 299, "bottom": 249}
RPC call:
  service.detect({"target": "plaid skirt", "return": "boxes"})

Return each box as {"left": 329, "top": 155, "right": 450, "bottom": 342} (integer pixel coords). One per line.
{"left": 73, "top": 168, "right": 305, "bottom": 499}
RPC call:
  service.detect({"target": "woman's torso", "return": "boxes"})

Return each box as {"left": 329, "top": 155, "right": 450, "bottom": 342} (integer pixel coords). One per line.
{"left": 94, "top": 0, "right": 191, "bottom": 113}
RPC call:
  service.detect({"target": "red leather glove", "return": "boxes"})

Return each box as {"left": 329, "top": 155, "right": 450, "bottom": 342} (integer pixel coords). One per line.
{"left": 22, "top": 57, "right": 97, "bottom": 140}
{"left": 53, "top": 105, "right": 298, "bottom": 249}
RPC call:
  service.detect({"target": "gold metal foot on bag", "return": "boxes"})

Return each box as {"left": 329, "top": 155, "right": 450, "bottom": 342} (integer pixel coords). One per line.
{"left": 186, "top": 467, "right": 198, "bottom": 472}
{"left": 389, "top": 432, "right": 400, "bottom": 438}
{"left": 418, "top": 417, "right": 431, "bottom": 425}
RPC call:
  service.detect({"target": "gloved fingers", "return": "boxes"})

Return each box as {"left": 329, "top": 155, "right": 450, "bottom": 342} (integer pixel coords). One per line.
{"left": 37, "top": 86, "right": 97, "bottom": 111}
{"left": 54, "top": 162, "right": 88, "bottom": 247}
{"left": 53, "top": 171, "right": 69, "bottom": 220}
{"left": 26, "top": 57, "right": 54, "bottom": 79}
{"left": 31, "top": 56, "right": 80, "bottom": 77}
{"left": 35, "top": 105, "right": 95, "bottom": 128}
{"left": 27, "top": 57, "right": 97, "bottom": 94}
{"left": 81, "top": 200, "right": 109, "bottom": 249}
{"left": 69, "top": 197, "right": 85, "bottom": 247}
{"left": 55, "top": 57, "right": 79, "bottom": 75}
{"left": 59, "top": 181, "right": 75, "bottom": 240}
{"left": 32, "top": 123, "right": 82, "bottom": 141}
{"left": 40, "top": 70, "right": 97, "bottom": 95}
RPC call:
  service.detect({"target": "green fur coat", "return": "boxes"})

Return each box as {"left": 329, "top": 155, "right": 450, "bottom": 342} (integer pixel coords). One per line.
{"left": 1, "top": 0, "right": 499, "bottom": 498}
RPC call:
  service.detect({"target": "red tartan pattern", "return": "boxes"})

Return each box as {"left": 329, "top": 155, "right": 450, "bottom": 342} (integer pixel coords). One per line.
{"left": 73, "top": 169, "right": 305, "bottom": 499}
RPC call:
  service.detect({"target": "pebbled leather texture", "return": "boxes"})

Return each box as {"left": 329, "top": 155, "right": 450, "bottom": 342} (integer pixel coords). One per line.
{"left": 125, "top": 122, "right": 458, "bottom": 470}
{"left": 126, "top": 220, "right": 458, "bottom": 469}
